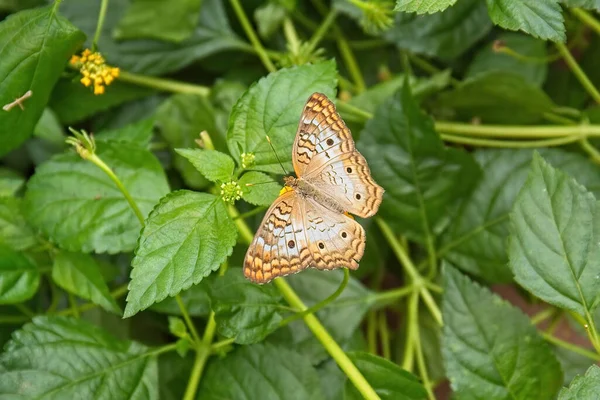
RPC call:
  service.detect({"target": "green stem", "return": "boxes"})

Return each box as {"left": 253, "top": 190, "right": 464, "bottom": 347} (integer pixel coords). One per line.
{"left": 0, "top": 315, "right": 31, "bottom": 324}
{"left": 308, "top": 9, "right": 338, "bottom": 53}
{"left": 230, "top": 0, "right": 276, "bottom": 72}
{"left": 408, "top": 53, "right": 460, "bottom": 87}
{"left": 542, "top": 332, "right": 600, "bottom": 361}
{"left": 68, "top": 294, "right": 80, "bottom": 318}
{"left": 336, "top": 33, "right": 366, "bottom": 93}
{"left": 283, "top": 17, "right": 301, "bottom": 54}
{"left": 369, "top": 285, "right": 414, "bottom": 307}
{"left": 367, "top": 310, "right": 377, "bottom": 354}
{"left": 530, "top": 308, "right": 556, "bottom": 325}
{"left": 436, "top": 121, "right": 600, "bottom": 138}
{"left": 183, "top": 312, "right": 217, "bottom": 400}
{"left": 92, "top": 0, "right": 109, "bottom": 51}
{"left": 579, "top": 138, "right": 600, "bottom": 163}
{"left": 57, "top": 284, "right": 129, "bottom": 316}
{"left": 119, "top": 71, "right": 210, "bottom": 96}
{"left": 211, "top": 338, "right": 235, "bottom": 353}
{"left": 414, "top": 324, "right": 435, "bottom": 400}
{"left": 378, "top": 312, "right": 391, "bottom": 360}
{"left": 176, "top": 295, "right": 202, "bottom": 345}
{"left": 14, "top": 303, "right": 35, "bottom": 318}
{"left": 440, "top": 133, "right": 584, "bottom": 148}
{"left": 571, "top": 8, "right": 600, "bottom": 36}
{"left": 556, "top": 42, "right": 600, "bottom": 105}
{"left": 402, "top": 291, "right": 419, "bottom": 371}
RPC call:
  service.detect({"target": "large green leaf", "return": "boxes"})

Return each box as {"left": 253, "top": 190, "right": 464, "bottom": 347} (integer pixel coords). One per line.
{"left": 360, "top": 84, "right": 480, "bottom": 241}
{"left": 52, "top": 251, "right": 121, "bottom": 315}
{"left": 124, "top": 191, "right": 236, "bottom": 317}
{"left": 559, "top": 365, "right": 600, "bottom": 399}
{"left": 197, "top": 342, "right": 324, "bottom": 399}
{"left": 25, "top": 140, "right": 169, "bottom": 254}
{"left": 0, "top": 4, "right": 84, "bottom": 156}
{"left": 0, "top": 245, "right": 40, "bottom": 304}
{"left": 440, "top": 148, "right": 600, "bottom": 282}
{"left": 509, "top": 153, "right": 600, "bottom": 317}
{"left": 60, "top": 0, "right": 247, "bottom": 75}
{"left": 174, "top": 149, "right": 235, "bottom": 183}
{"left": 209, "top": 268, "right": 284, "bottom": 344}
{"left": 227, "top": 61, "right": 337, "bottom": 174}
{"left": 114, "top": 0, "right": 202, "bottom": 43}
{"left": 436, "top": 71, "right": 555, "bottom": 124}
{"left": 394, "top": 0, "right": 457, "bottom": 13}
{"left": 383, "top": 0, "right": 492, "bottom": 60}
{"left": 0, "top": 197, "right": 37, "bottom": 252}
{"left": 486, "top": 0, "right": 565, "bottom": 42}
{"left": 443, "top": 266, "right": 563, "bottom": 399}
{"left": 0, "top": 316, "right": 158, "bottom": 398}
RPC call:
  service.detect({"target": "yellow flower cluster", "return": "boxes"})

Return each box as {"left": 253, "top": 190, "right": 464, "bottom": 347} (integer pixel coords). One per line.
{"left": 69, "top": 49, "right": 120, "bottom": 95}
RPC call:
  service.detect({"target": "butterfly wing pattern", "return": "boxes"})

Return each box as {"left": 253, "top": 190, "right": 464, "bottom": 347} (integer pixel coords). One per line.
{"left": 244, "top": 93, "right": 384, "bottom": 283}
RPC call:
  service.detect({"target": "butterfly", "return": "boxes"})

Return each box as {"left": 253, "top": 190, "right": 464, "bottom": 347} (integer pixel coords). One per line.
{"left": 244, "top": 93, "right": 384, "bottom": 284}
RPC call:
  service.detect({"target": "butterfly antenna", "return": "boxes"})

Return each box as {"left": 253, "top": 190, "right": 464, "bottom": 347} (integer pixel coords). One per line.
{"left": 265, "top": 135, "right": 289, "bottom": 175}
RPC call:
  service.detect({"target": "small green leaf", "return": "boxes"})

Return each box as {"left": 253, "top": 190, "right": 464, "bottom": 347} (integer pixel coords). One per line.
{"left": 151, "top": 281, "right": 211, "bottom": 317}
{"left": 0, "top": 169, "right": 25, "bottom": 197}
{"left": 209, "top": 268, "right": 284, "bottom": 344}
{"left": 255, "top": 2, "right": 287, "bottom": 39}
{"left": 239, "top": 171, "right": 281, "bottom": 207}
{"left": 0, "top": 4, "right": 85, "bottom": 156}
{"left": 509, "top": 153, "right": 600, "bottom": 317}
{"left": 227, "top": 61, "right": 337, "bottom": 173}
{"left": 345, "top": 352, "right": 427, "bottom": 400}
{"left": 0, "top": 245, "right": 40, "bottom": 304}
{"left": 0, "top": 197, "right": 37, "bottom": 252}
{"left": 486, "top": 0, "right": 565, "bottom": 42}
{"left": 394, "top": 0, "right": 457, "bottom": 13}
{"left": 52, "top": 251, "right": 121, "bottom": 315}
{"left": 174, "top": 148, "right": 235, "bottom": 183}
{"left": 559, "top": 365, "right": 600, "bottom": 399}
{"left": 114, "top": 0, "right": 202, "bottom": 43}
{"left": 360, "top": 84, "right": 480, "bottom": 241}
{"left": 125, "top": 191, "right": 237, "bottom": 317}
{"left": 443, "top": 266, "right": 563, "bottom": 399}
{"left": 25, "top": 140, "right": 170, "bottom": 254}
{"left": 96, "top": 117, "right": 155, "bottom": 146}
{"left": 197, "top": 342, "right": 323, "bottom": 399}
{"left": 0, "top": 316, "right": 158, "bottom": 398}
{"left": 436, "top": 71, "right": 555, "bottom": 124}
{"left": 168, "top": 317, "right": 187, "bottom": 338}
{"left": 175, "top": 338, "right": 191, "bottom": 358}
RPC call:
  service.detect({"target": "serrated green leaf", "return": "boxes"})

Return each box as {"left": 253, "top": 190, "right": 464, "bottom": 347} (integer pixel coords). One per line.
{"left": 384, "top": 0, "right": 492, "bottom": 60}
{"left": 0, "top": 316, "right": 158, "bottom": 398}
{"left": 509, "top": 153, "right": 600, "bottom": 317}
{"left": 125, "top": 191, "right": 236, "bottom": 317}
{"left": 443, "top": 266, "right": 563, "bottom": 399}
{"left": 559, "top": 365, "right": 600, "bottom": 399}
{"left": 151, "top": 280, "right": 211, "bottom": 317}
{"left": 466, "top": 33, "right": 548, "bottom": 87}
{"left": 174, "top": 149, "right": 235, "bottom": 183}
{"left": 168, "top": 317, "right": 187, "bottom": 338}
{"left": 345, "top": 352, "right": 427, "bottom": 400}
{"left": 209, "top": 268, "right": 284, "bottom": 344}
{"left": 52, "top": 251, "right": 121, "bottom": 315}
{"left": 0, "top": 4, "right": 85, "bottom": 156}
{"left": 0, "top": 197, "right": 37, "bottom": 251}
{"left": 197, "top": 342, "right": 323, "bottom": 399}
{"left": 25, "top": 141, "right": 169, "bottom": 254}
{"left": 96, "top": 118, "right": 155, "bottom": 146}
{"left": 440, "top": 148, "right": 600, "bottom": 282}
{"left": 0, "top": 169, "right": 25, "bottom": 197}
{"left": 227, "top": 61, "right": 337, "bottom": 174}
{"left": 360, "top": 84, "right": 480, "bottom": 241}
{"left": 239, "top": 171, "right": 281, "bottom": 206}
{"left": 114, "top": 0, "right": 202, "bottom": 43}
{"left": 486, "top": 0, "right": 565, "bottom": 42}
{"left": 437, "top": 71, "right": 555, "bottom": 124}
{"left": 561, "top": 0, "right": 600, "bottom": 9}
{"left": 394, "top": 0, "right": 457, "bottom": 13}
{"left": 0, "top": 245, "right": 40, "bottom": 304}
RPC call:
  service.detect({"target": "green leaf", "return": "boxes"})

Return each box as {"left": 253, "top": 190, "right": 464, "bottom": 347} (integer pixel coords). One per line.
{"left": 436, "top": 71, "right": 555, "bottom": 124}
{"left": 394, "top": 0, "right": 457, "bottom": 13}
{"left": 561, "top": 0, "right": 600, "bottom": 10}
{"left": 466, "top": 33, "right": 548, "bottom": 87}
{"left": 345, "top": 352, "right": 427, "bottom": 400}
{"left": 167, "top": 317, "right": 187, "bottom": 338}
{"left": 151, "top": 280, "right": 211, "bottom": 317}
{"left": 125, "top": 191, "right": 236, "bottom": 317}
{"left": 0, "top": 197, "right": 37, "bottom": 251}
{"left": 52, "top": 251, "right": 121, "bottom": 315}
{"left": 96, "top": 117, "right": 155, "bottom": 146}
{"left": 255, "top": 2, "right": 287, "bottom": 39}
{"left": 209, "top": 268, "right": 284, "bottom": 344}
{"left": 174, "top": 149, "right": 235, "bottom": 183}
{"left": 114, "top": 0, "right": 202, "bottom": 43}
{"left": 486, "top": 0, "right": 565, "bottom": 42}
{"left": 60, "top": 0, "right": 246, "bottom": 75}
{"left": 360, "top": 84, "right": 480, "bottom": 241}
{"left": 509, "top": 153, "right": 600, "bottom": 317}
{"left": 440, "top": 148, "right": 600, "bottom": 282}
{"left": 0, "top": 316, "right": 158, "bottom": 398}
{"left": 0, "top": 4, "right": 85, "bottom": 156}
{"left": 559, "top": 365, "right": 600, "bottom": 399}
{"left": 34, "top": 108, "right": 64, "bottom": 143}
{"left": 442, "top": 266, "right": 563, "bottom": 399}
{"left": 227, "top": 61, "right": 337, "bottom": 174}
{"left": 383, "top": 0, "right": 492, "bottom": 60}
{"left": 0, "top": 169, "right": 25, "bottom": 197}
{"left": 239, "top": 171, "right": 281, "bottom": 207}
{"left": 24, "top": 140, "right": 170, "bottom": 254}
{"left": 197, "top": 342, "right": 323, "bottom": 399}
{"left": 0, "top": 245, "right": 40, "bottom": 304}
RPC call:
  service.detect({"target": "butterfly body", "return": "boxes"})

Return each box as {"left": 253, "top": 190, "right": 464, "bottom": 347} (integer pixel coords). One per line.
{"left": 244, "top": 93, "right": 384, "bottom": 284}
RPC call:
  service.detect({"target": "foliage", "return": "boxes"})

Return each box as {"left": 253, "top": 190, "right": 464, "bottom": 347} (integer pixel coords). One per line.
{"left": 2, "top": 1, "right": 600, "bottom": 399}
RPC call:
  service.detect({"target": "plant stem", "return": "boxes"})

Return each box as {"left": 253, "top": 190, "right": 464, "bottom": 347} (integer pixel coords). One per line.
{"left": 579, "top": 138, "right": 600, "bottom": 163}
{"left": 402, "top": 291, "right": 419, "bottom": 371}
{"left": 436, "top": 121, "right": 600, "bottom": 138}
{"left": 92, "top": 0, "right": 109, "bottom": 51}
{"left": 229, "top": 205, "right": 255, "bottom": 244}
{"left": 119, "top": 71, "right": 210, "bottom": 96}
{"left": 556, "top": 42, "right": 600, "bottom": 105}
{"left": 440, "top": 133, "right": 584, "bottom": 148}
{"left": 57, "top": 284, "right": 129, "bottom": 316}
{"left": 211, "top": 338, "right": 235, "bottom": 353}
{"left": 571, "top": 8, "right": 600, "bottom": 36}
{"left": 414, "top": 325, "right": 435, "bottom": 400}
{"left": 370, "top": 285, "right": 414, "bottom": 306}
{"left": 68, "top": 294, "right": 80, "bottom": 318}
{"left": 378, "top": 312, "right": 391, "bottom": 360}
{"left": 367, "top": 310, "right": 377, "bottom": 354}
{"left": 176, "top": 295, "right": 201, "bottom": 345}
{"left": 183, "top": 313, "right": 216, "bottom": 400}
{"left": 530, "top": 308, "right": 556, "bottom": 325}
{"left": 308, "top": 9, "right": 338, "bottom": 53}
{"left": 0, "top": 315, "right": 31, "bottom": 324}
{"left": 14, "top": 303, "right": 35, "bottom": 318}
{"left": 542, "top": 331, "right": 600, "bottom": 361}
{"left": 230, "top": 0, "right": 276, "bottom": 73}
{"left": 283, "top": 17, "right": 301, "bottom": 54}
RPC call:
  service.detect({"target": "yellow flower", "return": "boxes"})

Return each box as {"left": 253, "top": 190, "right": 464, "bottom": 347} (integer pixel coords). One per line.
{"left": 69, "top": 48, "right": 119, "bottom": 95}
